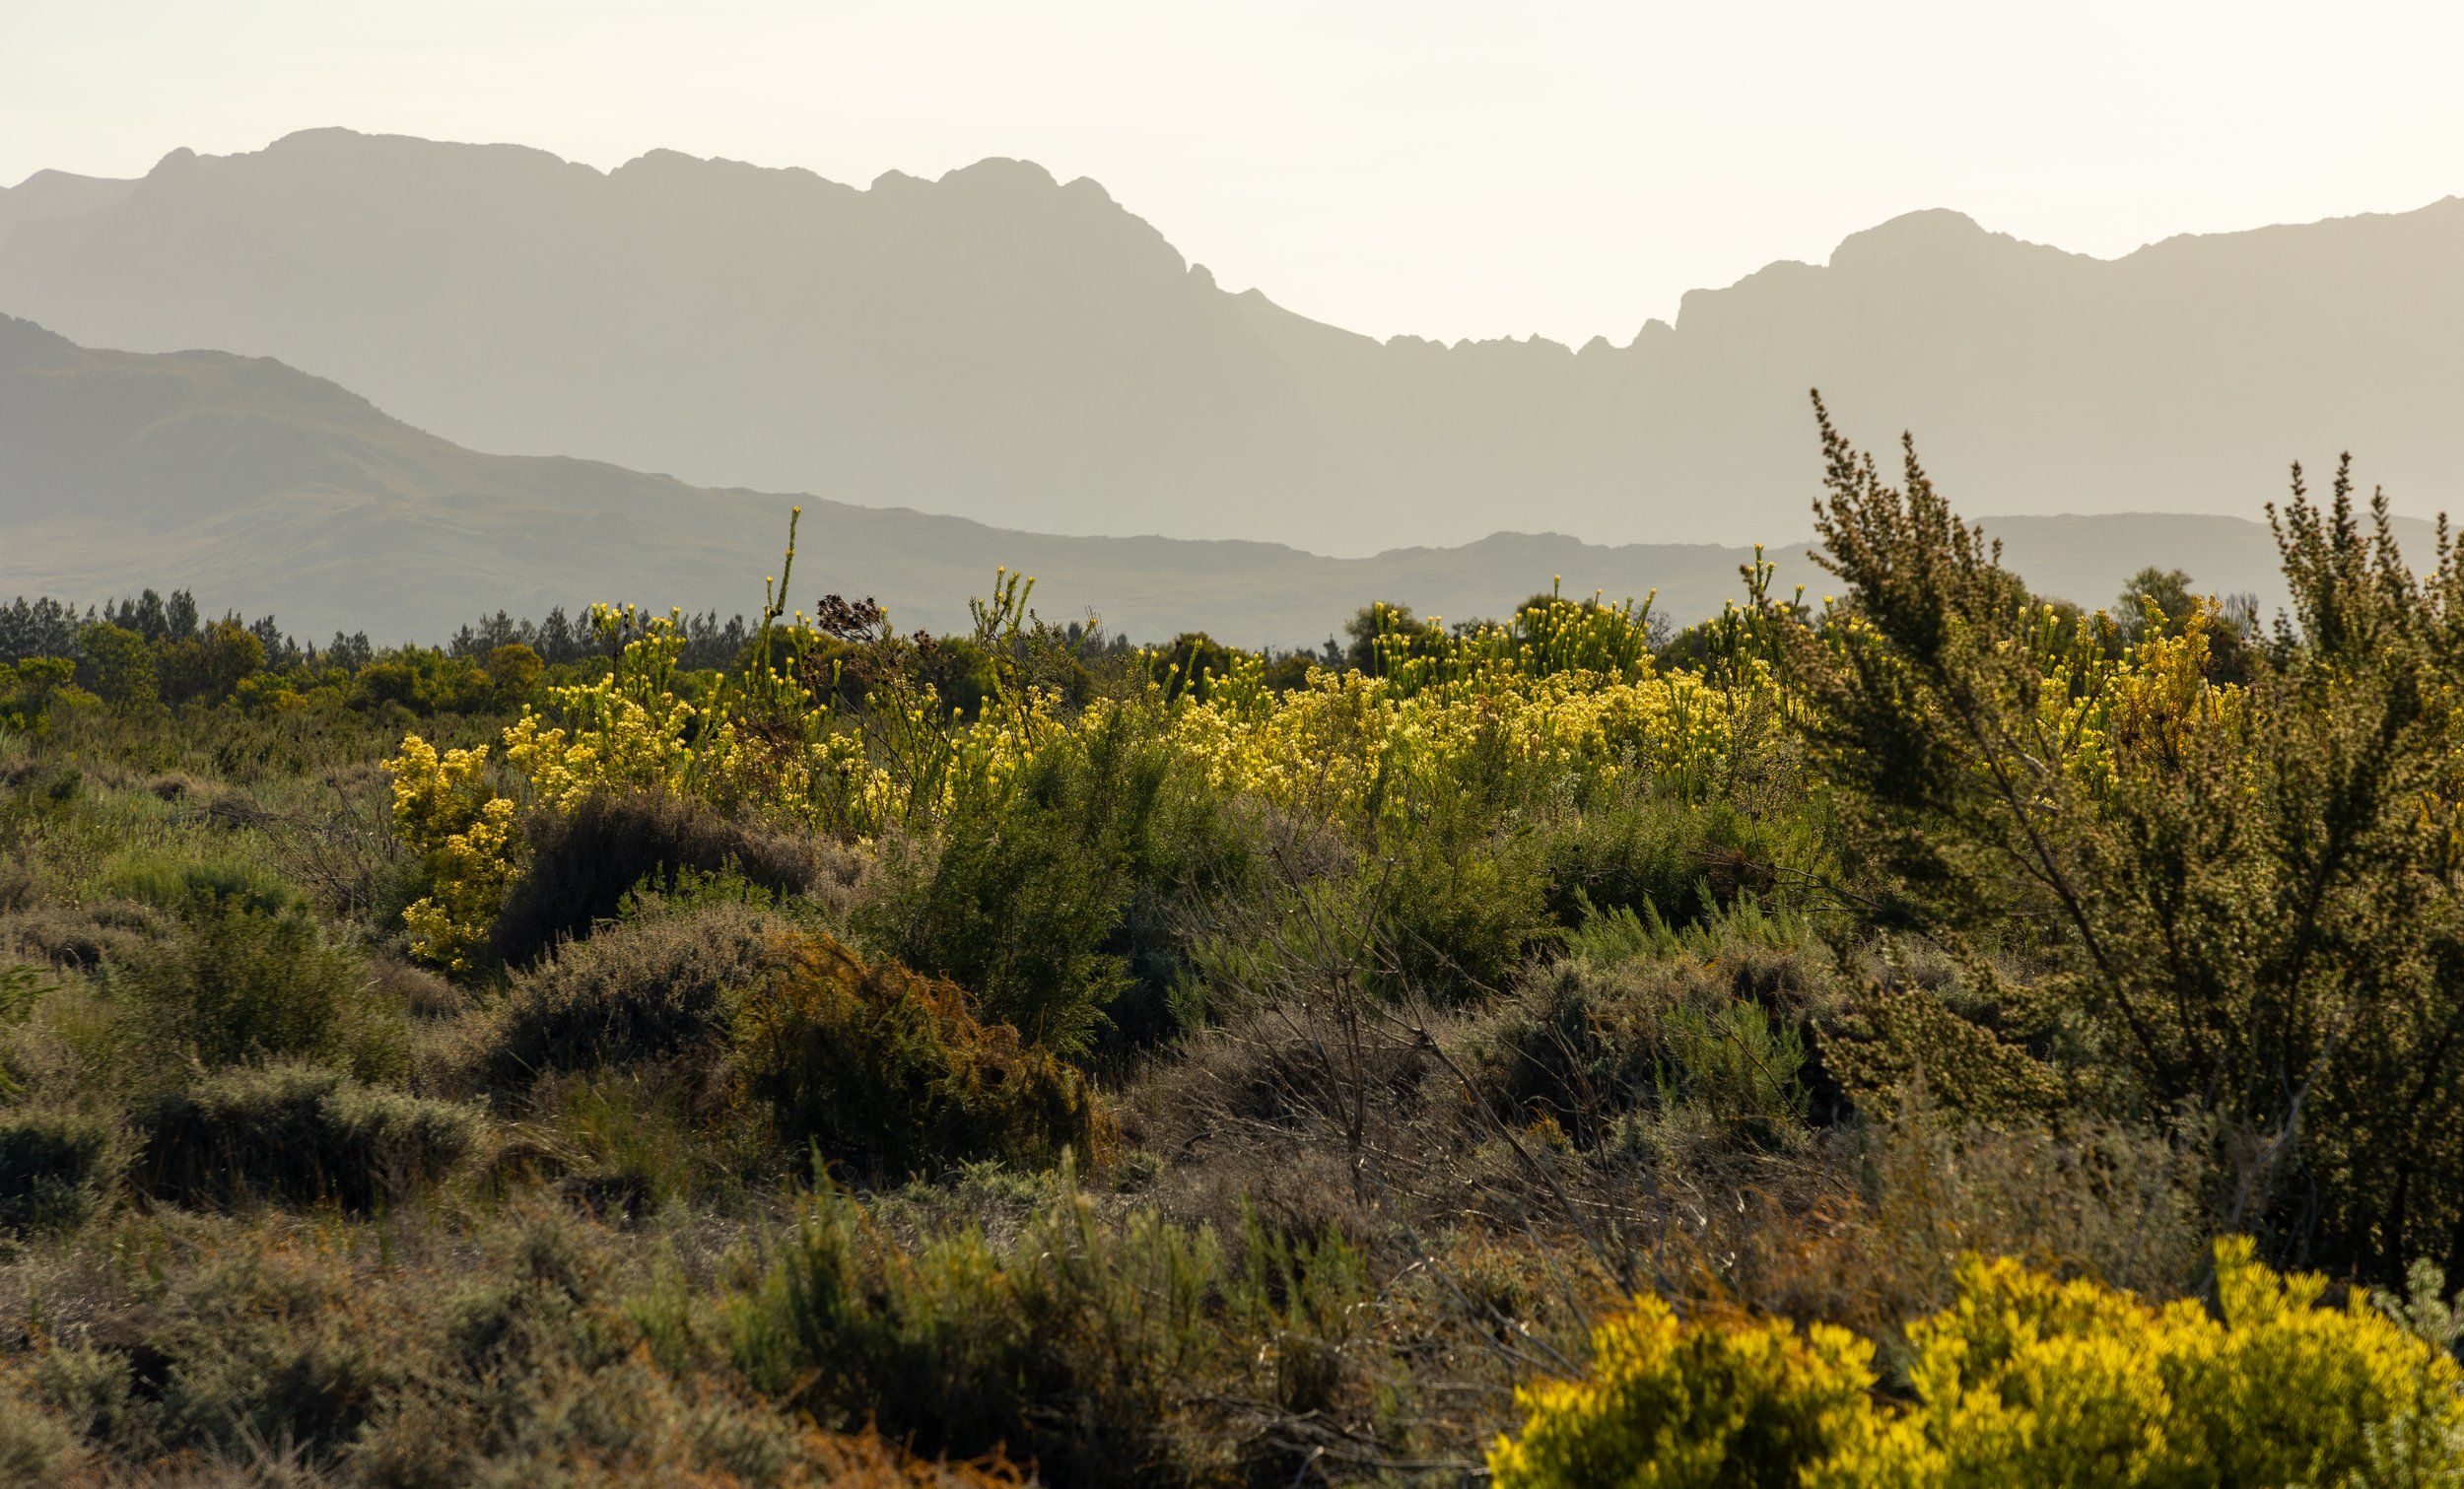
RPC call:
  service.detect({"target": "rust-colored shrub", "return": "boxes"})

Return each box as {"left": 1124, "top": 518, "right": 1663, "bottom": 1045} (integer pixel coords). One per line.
{"left": 732, "top": 933, "right": 1104, "bottom": 1178}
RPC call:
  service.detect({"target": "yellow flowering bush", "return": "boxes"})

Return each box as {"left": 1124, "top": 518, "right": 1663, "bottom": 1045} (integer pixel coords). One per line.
{"left": 1486, "top": 1292, "right": 1879, "bottom": 1489}
{"left": 386, "top": 735, "right": 521, "bottom": 971}
{"left": 1491, "top": 1239, "right": 2464, "bottom": 1489}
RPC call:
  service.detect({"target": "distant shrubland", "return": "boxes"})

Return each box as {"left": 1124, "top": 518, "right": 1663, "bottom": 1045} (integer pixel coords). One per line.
{"left": 0, "top": 406, "right": 2458, "bottom": 1483}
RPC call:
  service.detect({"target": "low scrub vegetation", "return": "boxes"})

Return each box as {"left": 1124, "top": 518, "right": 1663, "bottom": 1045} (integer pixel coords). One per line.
{"left": 0, "top": 415, "right": 2460, "bottom": 1482}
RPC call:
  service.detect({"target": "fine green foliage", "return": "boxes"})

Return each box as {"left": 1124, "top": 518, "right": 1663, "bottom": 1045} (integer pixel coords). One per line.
{"left": 104, "top": 899, "right": 406, "bottom": 1083}
{"left": 861, "top": 704, "right": 1236, "bottom": 1055}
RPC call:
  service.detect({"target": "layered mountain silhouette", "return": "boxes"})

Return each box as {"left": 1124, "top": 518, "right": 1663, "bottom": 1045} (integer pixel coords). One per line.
{"left": 4, "top": 128, "right": 2460, "bottom": 556}
{"left": 0, "top": 313, "right": 2361, "bottom": 645}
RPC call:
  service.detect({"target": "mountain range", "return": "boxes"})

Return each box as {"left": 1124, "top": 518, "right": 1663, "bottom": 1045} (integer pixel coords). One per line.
{"left": 0, "top": 312, "right": 2371, "bottom": 646}
{"left": 3, "top": 128, "right": 2460, "bottom": 560}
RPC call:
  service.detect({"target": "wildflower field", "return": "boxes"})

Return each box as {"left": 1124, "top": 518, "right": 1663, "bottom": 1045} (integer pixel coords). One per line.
{"left": 0, "top": 409, "right": 2460, "bottom": 1484}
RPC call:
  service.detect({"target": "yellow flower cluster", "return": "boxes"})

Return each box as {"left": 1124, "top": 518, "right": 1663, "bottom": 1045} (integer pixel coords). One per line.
{"left": 1492, "top": 1238, "right": 2464, "bottom": 1488}
{"left": 1156, "top": 659, "right": 1756, "bottom": 828}
{"left": 1486, "top": 1291, "right": 1877, "bottom": 1488}
{"left": 385, "top": 735, "right": 521, "bottom": 972}
{"left": 2052, "top": 602, "right": 2251, "bottom": 794}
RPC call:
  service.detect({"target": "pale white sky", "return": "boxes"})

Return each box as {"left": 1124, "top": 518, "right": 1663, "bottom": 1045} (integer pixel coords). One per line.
{"left": 5, "top": 0, "right": 2460, "bottom": 346}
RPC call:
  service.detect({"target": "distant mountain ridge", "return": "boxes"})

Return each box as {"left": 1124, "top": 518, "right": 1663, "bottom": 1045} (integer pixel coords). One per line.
{"left": 2, "top": 128, "right": 2460, "bottom": 554}
{"left": 0, "top": 314, "right": 2384, "bottom": 646}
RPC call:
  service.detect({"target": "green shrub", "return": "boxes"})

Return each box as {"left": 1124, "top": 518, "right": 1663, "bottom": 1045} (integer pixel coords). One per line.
{"left": 0, "top": 1106, "right": 126, "bottom": 1232}
{"left": 1540, "top": 789, "right": 1806, "bottom": 934}
{"left": 487, "top": 790, "right": 823, "bottom": 967}
{"left": 135, "top": 1064, "right": 479, "bottom": 1210}
{"left": 731, "top": 933, "right": 1103, "bottom": 1178}
{"left": 108, "top": 901, "right": 404, "bottom": 1081}
{"left": 1373, "top": 809, "right": 1556, "bottom": 1002}
{"left": 864, "top": 706, "right": 1240, "bottom": 1055}
{"left": 467, "top": 901, "right": 789, "bottom": 1092}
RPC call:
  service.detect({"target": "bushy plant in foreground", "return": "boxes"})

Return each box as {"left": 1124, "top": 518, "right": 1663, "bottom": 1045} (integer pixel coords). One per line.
{"left": 1489, "top": 1238, "right": 2464, "bottom": 1488}
{"left": 726, "top": 1178, "right": 1368, "bottom": 1486}
{"left": 1784, "top": 409, "right": 2464, "bottom": 1276}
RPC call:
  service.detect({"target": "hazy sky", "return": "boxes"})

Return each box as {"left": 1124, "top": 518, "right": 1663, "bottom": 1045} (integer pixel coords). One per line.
{"left": 6, "top": 0, "right": 2461, "bottom": 346}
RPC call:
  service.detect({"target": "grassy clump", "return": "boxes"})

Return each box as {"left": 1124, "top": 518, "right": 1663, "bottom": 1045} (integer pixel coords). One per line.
{"left": 134, "top": 1063, "right": 479, "bottom": 1211}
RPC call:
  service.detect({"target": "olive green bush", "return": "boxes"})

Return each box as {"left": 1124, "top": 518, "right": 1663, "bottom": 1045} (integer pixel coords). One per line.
{"left": 1540, "top": 788, "right": 1807, "bottom": 935}
{"left": 1461, "top": 919, "right": 1819, "bottom": 1152}
{"left": 1786, "top": 409, "right": 2464, "bottom": 1277}
{"left": 106, "top": 899, "right": 406, "bottom": 1083}
{"left": 726, "top": 1179, "right": 1368, "bottom": 1486}
{"left": 863, "top": 705, "right": 1244, "bottom": 1055}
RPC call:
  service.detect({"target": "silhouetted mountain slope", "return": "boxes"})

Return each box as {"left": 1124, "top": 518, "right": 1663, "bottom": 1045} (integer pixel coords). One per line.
{"left": 0, "top": 315, "right": 2392, "bottom": 646}
{"left": 3, "top": 129, "right": 2458, "bottom": 554}
{"left": 0, "top": 169, "right": 137, "bottom": 251}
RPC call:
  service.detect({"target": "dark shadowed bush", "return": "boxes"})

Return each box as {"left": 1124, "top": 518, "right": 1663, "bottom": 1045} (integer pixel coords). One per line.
{"left": 466, "top": 902, "right": 790, "bottom": 1094}
{"left": 0, "top": 1106, "right": 126, "bottom": 1232}
{"left": 487, "top": 790, "right": 824, "bottom": 968}
{"left": 135, "top": 1064, "right": 479, "bottom": 1211}
{"left": 731, "top": 933, "right": 1103, "bottom": 1178}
